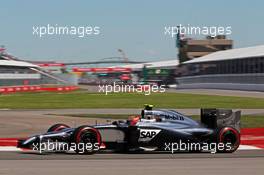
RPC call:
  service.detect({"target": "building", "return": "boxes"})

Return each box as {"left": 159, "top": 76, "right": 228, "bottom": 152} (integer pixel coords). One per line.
{"left": 119, "top": 59, "right": 179, "bottom": 70}
{"left": 114, "top": 59, "right": 179, "bottom": 85}
{"left": 0, "top": 58, "right": 41, "bottom": 86}
{"left": 74, "top": 59, "right": 180, "bottom": 85}
{"left": 0, "top": 53, "right": 78, "bottom": 88}
{"left": 176, "top": 45, "right": 264, "bottom": 91}
{"left": 178, "top": 35, "right": 233, "bottom": 63}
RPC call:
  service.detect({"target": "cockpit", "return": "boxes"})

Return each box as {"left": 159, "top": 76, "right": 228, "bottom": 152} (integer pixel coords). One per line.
{"left": 113, "top": 104, "right": 192, "bottom": 126}
{"left": 141, "top": 112, "right": 162, "bottom": 122}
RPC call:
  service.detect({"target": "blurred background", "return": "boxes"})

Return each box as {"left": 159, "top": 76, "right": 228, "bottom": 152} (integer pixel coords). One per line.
{"left": 1, "top": 0, "right": 264, "bottom": 93}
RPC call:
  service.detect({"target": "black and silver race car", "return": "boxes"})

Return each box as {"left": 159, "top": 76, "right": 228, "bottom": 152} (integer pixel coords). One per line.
{"left": 18, "top": 105, "right": 241, "bottom": 154}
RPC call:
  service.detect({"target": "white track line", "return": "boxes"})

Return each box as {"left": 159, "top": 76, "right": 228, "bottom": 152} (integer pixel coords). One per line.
{"left": 0, "top": 145, "right": 261, "bottom": 152}
{"left": 238, "top": 145, "right": 261, "bottom": 150}
{"left": 0, "top": 146, "right": 22, "bottom": 151}
{"left": 0, "top": 108, "right": 10, "bottom": 111}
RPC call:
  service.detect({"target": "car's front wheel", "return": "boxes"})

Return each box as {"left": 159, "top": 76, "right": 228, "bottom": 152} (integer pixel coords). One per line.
{"left": 72, "top": 125, "right": 101, "bottom": 154}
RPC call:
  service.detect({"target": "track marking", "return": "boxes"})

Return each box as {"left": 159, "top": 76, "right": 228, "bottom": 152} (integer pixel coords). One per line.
{"left": 0, "top": 144, "right": 261, "bottom": 152}
{"left": 238, "top": 145, "right": 261, "bottom": 150}
{"left": 0, "top": 146, "right": 22, "bottom": 152}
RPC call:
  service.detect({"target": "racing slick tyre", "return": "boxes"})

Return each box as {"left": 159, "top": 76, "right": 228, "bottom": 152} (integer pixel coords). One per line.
{"left": 47, "top": 123, "right": 70, "bottom": 132}
{"left": 72, "top": 125, "right": 101, "bottom": 154}
{"left": 217, "top": 127, "right": 240, "bottom": 153}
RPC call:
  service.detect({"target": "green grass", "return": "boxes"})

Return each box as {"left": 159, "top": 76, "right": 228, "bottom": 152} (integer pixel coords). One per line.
{"left": 1, "top": 91, "right": 264, "bottom": 109}
{"left": 61, "top": 114, "right": 264, "bottom": 128}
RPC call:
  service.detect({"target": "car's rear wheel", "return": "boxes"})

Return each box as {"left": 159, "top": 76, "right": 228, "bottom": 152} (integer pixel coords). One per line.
{"left": 217, "top": 127, "right": 240, "bottom": 153}
{"left": 73, "top": 125, "right": 101, "bottom": 154}
{"left": 47, "top": 123, "right": 70, "bottom": 133}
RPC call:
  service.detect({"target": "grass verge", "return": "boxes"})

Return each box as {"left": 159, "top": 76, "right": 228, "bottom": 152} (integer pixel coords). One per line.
{"left": 1, "top": 91, "right": 264, "bottom": 109}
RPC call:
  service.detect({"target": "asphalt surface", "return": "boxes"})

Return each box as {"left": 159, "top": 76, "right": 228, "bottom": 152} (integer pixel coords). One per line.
{"left": 172, "top": 89, "right": 264, "bottom": 98}
{"left": 0, "top": 150, "right": 264, "bottom": 160}
{"left": 0, "top": 151, "right": 263, "bottom": 175}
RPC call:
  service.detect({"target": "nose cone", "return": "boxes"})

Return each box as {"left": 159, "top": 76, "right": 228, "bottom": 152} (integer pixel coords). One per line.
{"left": 17, "top": 136, "right": 37, "bottom": 149}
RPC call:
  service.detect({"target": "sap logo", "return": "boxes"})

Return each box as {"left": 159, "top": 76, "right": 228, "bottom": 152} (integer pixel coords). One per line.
{"left": 139, "top": 129, "right": 161, "bottom": 142}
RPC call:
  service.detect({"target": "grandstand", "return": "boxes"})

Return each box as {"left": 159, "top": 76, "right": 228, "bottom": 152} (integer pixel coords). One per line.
{"left": 0, "top": 53, "right": 78, "bottom": 93}
{"left": 0, "top": 59, "right": 41, "bottom": 86}
{"left": 176, "top": 45, "right": 264, "bottom": 91}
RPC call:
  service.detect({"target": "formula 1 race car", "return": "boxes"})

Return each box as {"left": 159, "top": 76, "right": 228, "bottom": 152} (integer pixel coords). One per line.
{"left": 18, "top": 105, "right": 241, "bottom": 154}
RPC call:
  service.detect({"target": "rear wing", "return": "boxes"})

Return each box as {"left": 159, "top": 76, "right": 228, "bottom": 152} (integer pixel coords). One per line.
{"left": 201, "top": 109, "right": 241, "bottom": 131}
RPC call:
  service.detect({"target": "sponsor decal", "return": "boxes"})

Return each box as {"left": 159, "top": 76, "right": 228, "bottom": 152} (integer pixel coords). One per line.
{"left": 163, "top": 114, "right": 184, "bottom": 121}
{"left": 138, "top": 129, "right": 161, "bottom": 142}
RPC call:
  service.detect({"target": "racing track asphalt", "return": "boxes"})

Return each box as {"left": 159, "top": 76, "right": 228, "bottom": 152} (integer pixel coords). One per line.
{"left": 0, "top": 150, "right": 263, "bottom": 175}
{"left": 0, "top": 150, "right": 264, "bottom": 160}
